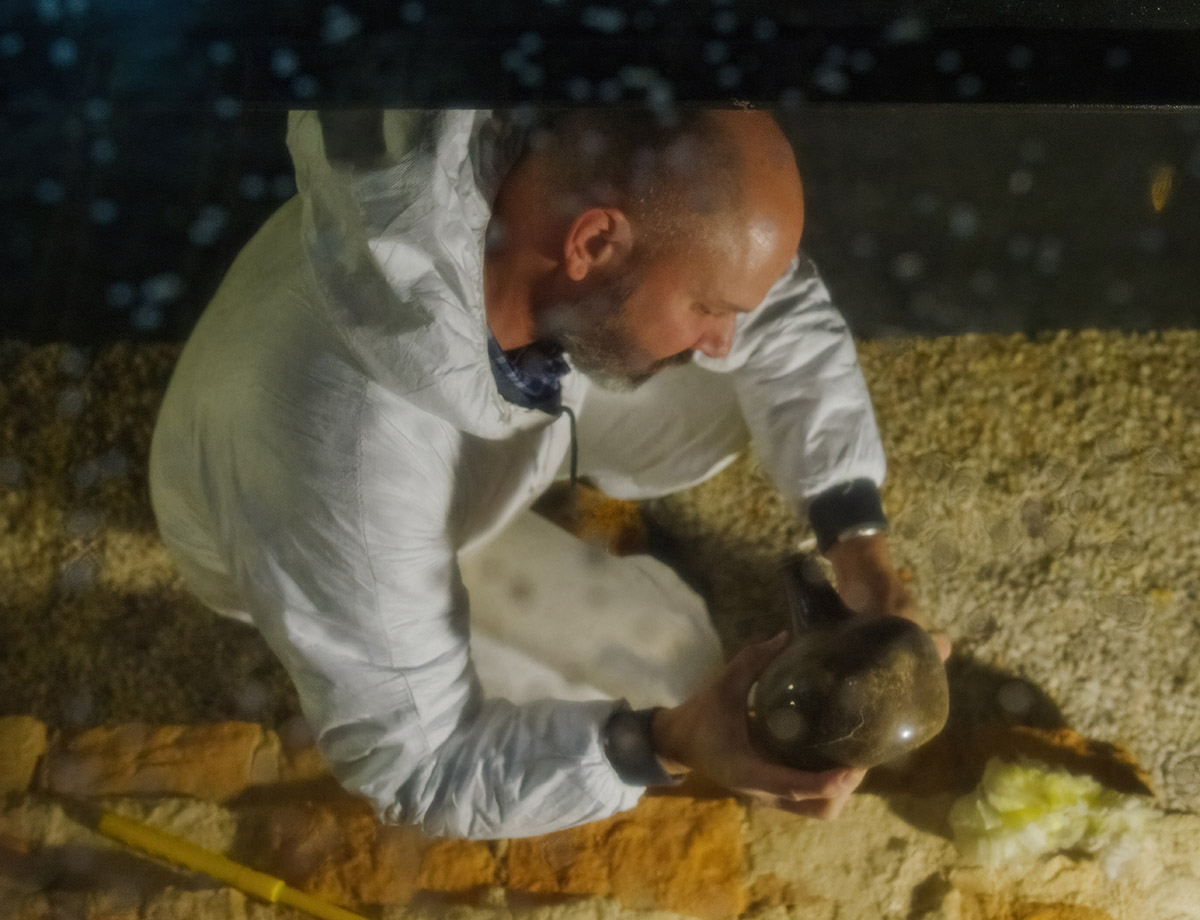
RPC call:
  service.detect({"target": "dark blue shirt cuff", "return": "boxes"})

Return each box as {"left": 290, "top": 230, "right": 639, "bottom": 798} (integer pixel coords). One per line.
{"left": 807, "top": 478, "right": 889, "bottom": 554}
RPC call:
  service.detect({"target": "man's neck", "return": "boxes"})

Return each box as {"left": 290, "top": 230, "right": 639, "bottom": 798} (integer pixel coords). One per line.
{"left": 483, "top": 244, "right": 540, "bottom": 351}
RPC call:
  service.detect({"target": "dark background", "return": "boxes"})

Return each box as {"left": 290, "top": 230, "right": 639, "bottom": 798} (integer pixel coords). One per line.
{"left": 2, "top": 2, "right": 1198, "bottom": 345}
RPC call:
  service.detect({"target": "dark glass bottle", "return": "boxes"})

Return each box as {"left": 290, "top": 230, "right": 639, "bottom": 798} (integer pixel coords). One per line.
{"left": 746, "top": 554, "right": 950, "bottom": 771}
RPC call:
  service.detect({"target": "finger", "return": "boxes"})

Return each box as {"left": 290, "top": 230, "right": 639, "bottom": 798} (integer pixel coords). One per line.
{"left": 766, "top": 791, "right": 852, "bottom": 821}
{"left": 726, "top": 630, "right": 790, "bottom": 682}
{"left": 931, "top": 631, "right": 952, "bottom": 662}
{"left": 736, "top": 759, "right": 864, "bottom": 800}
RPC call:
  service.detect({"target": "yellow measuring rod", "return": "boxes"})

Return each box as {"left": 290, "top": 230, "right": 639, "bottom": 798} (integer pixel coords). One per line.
{"left": 97, "top": 810, "right": 369, "bottom": 920}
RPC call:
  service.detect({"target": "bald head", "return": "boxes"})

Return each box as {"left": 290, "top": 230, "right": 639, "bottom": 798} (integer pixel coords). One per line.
{"left": 530, "top": 106, "right": 804, "bottom": 264}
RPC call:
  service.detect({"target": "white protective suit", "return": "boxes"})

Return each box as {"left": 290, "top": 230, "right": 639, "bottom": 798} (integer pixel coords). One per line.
{"left": 148, "top": 109, "right": 887, "bottom": 839}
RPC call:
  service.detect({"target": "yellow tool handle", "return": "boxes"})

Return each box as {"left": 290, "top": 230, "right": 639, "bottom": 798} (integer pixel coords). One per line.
{"left": 96, "top": 810, "right": 368, "bottom": 920}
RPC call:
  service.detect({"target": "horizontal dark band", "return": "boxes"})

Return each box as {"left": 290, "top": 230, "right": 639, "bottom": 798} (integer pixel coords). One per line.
{"left": 807, "top": 478, "right": 889, "bottom": 554}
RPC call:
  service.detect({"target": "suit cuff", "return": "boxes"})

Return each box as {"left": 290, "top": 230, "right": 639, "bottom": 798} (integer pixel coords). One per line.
{"left": 807, "top": 478, "right": 889, "bottom": 554}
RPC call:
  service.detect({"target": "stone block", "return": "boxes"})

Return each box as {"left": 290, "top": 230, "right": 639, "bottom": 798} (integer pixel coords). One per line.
{"left": 0, "top": 717, "right": 47, "bottom": 795}
{"left": 416, "top": 838, "right": 497, "bottom": 893}
{"left": 241, "top": 791, "right": 425, "bottom": 907}
{"left": 42, "top": 722, "right": 279, "bottom": 801}
{"left": 506, "top": 794, "right": 747, "bottom": 920}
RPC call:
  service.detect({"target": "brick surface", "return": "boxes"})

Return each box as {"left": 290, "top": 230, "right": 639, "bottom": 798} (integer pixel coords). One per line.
{"left": 0, "top": 717, "right": 47, "bottom": 795}
{"left": 242, "top": 791, "right": 425, "bottom": 907}
{"left": 416, "top": 838, "right": 498, "bottom": 893}
{"left": 506, "top": 795, "right": 747, "bottom": 920}
{"left": 42, "top": 722, "right": 279, "bottom": 801}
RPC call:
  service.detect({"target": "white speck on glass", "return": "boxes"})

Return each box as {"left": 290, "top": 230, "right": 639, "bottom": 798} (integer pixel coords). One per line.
{"left": 36, "top": 178, "right": 66, "bottom": 204}
{"left": 48, "top": 36, "right": 78, "bottom": 68}
{"left": 271, "top": 48, "right": 299, "bottom": 78}
{"left": 207, "top": 40, "right": 235, "bottom": 65}
{"left": 106, "top": 281, "right": 135, "bottom": 308}
{"left": 892, "top": 252, "right": 924, "bottom": 282}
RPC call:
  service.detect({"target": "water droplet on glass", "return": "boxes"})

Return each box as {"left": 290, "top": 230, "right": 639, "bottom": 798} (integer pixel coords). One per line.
{"left": 911, "top": 190, "right": 938, "bottom": 215}
{"left": 36, "top": 0, "right": 63, "bottom": 23}
{"left": 1007, "top": 44, "right": 1033, "bottom": 69}
{"left": 1008, "top": 169, "right": 1034, "bottom": 195}
{"left": 214, "top": 96, "right": 242, "bottom": 119}
{"left": 1007, "top": 234, "right": 1033, "bottom": 261}
{"left": 0, "top": 32, "right": 24, "bottom": 56}
{"left": 955, "top": 74, "right": 983, "bottom": 98}
{"left": 891, "top": 252, "right": 924, "bottom": 282}
{"left": 48, "top": 36, "right": 78, "bottom": 68}
{"left": 207, "top": 40, "right": 235, "bottom": 65}
{"left": 321, "top": 5, "right": 362, "bottom": 44}
{"left": 270, "top": 47, "right": 300, "bottom": 78}
{"left": 849, "top": 49, "right": 874, "bottom": 73}
{"left": 565, "top": 77, "right": 592, "bottom": 102}
{"left": 969, "top": 269, "right": 997, "bottom": 296}
{"left": 813, "top": 66, "right": 848, "bottom": 95}
{"left": 142, "top": 272, "right": 185, "bottom": 303}
{"left": 63, "top": 688, "right": 94, "bottom": 726}
{"left": 717, "top": 65, "right": 741, "bottom": 89}
{"left": 132, "top": 304, "right": 164, "bottom": 331}
{"left": 704, "top": 40, "right": 729, "bottom": 65}
{"left": 90, "top": 137, "right": 117, "bottom": 165}
{"left": 517, "top": 31, "right": 542, "bottom": 55}
{"left": 58, "top": 388, "right": 85, "bottom": 418}
{"left": 61, "top": 555, "right": 98, "bottom": 595}
{"left": 753, "top": 18, "right": 778, "bottom": 42}
{"left": 238, "top": 173, "right": 268, "bottom": 200}
{"left": 1106, "top": 280, "right": 1134, "bottom": 305}
{"left": 0, "top": 456, "right": 26, "bottom": 489}
{"left": 935, "top": 48, "right": 962, "bottom": 73}
{"left": 1137, "top": 225, "right": 1166, "bottom": 254}
{"left": 597, "top": 78, "right": 622, "bottom": 102}
{"left": 948, "top": 203, "right": 977, "bottom": 239}
{"left": 1105, "top": 46, "right": 1130, "bottom": 70}
{"left": 36, "top": 178, "right": 66, "bottom": 205}
{"left": 400, "top": 1, "right": 424, "bottom": 23}
{"left": 83, "top": 96, "right": 110, "bottom": 122}
{"left": 850, "top": 232, "right": 877, "bottom": 261}
{"left": 291, "top": 75, "right": 319, "bottom": 98}
{"left": 712, "top": 8, "right": 737, "bottom": 33}
{"left": 580, "top": 5, "right": 625, "bottom": 33}
{"left": 235, "top": 681, "right": 269, "bottom": 719}
{"left": 89, "top": 198, "right": 118, "bottom": 224}
{"left": 65, "top": 509, "right": 101, "bottom": 538}
{"left": 517, "top": 63, "right": 543, "bottom": 87}
{"left": 97, "top": 448, "right": 130, "bottom": 480}
{"left": 885, "top": 15, "right": 928, "bottom": 43}
{"left": 59, "top": 346, "right": 88, "bottom": 377}
{"left": 65, "top": 0, "right": 88, "bottom": 14}
{"left": 997, "top": 680, "right": 1035, "bottom": 715}
{"left": 106, "top": 281, "right": 134, "bottom": 308}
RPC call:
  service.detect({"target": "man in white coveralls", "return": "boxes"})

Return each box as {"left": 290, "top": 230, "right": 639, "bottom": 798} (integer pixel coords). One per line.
{"left": 148, "top": 107, "right": 951, "bottom": 840}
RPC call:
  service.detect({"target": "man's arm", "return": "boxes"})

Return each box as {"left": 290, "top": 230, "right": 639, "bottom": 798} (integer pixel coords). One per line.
{"left": 224, "top": 395, "right": 646, "bottom": 839}
{"left": 695, "top": 250, "right": 949, "bottom": 657}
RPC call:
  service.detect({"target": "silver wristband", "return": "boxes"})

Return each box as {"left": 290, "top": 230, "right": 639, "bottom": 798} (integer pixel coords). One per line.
{"left": 834, "top": 522, "right": 889, "bottom": 545}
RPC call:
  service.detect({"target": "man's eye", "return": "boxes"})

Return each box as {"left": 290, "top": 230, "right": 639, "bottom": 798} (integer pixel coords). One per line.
{"left": 694, "top": 303, "right": 719, "bottom": 317}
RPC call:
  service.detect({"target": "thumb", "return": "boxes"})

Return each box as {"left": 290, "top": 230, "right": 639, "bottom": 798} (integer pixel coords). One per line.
{"left": 729, "top": 630, "right": 791, "bottom": 682}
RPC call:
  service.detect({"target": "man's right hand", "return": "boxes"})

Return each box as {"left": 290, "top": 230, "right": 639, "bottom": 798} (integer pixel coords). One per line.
{"left": 650, "top": 631, "right": 866, "bottom": 819}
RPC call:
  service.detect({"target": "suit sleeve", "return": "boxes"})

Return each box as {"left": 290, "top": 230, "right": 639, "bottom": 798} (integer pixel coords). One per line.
{"left": 694, "top": 249, "right": 888, "bottom": 517}
{"left": 225, "top": 390, "right": 642, "bottom": 840}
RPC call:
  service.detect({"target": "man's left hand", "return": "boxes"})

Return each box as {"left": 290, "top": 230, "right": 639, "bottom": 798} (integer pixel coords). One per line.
{"left": 822, "top": 533, "right": 952, "bottom": 662}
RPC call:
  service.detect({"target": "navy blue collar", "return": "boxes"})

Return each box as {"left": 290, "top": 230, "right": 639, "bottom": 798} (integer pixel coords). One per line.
{"left": 487, "top": 333, "right": 571, "bottom": 414}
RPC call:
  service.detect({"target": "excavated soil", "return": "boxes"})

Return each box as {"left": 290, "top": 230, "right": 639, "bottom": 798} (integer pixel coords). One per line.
{"left": 1, "top": 330, "right": 1198, "bottom": 920}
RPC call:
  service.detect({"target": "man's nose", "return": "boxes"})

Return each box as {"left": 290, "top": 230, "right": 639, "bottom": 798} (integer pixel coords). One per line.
{"left": 694, "top": 314, "right": 736, "bottom": 359}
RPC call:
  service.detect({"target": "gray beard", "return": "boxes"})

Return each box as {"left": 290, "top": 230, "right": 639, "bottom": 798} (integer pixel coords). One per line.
{"left": 538, "top": 289, "right": 692, "bottom": 391}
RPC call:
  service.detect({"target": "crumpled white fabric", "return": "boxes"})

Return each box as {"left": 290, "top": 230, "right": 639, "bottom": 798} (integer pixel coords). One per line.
{"left": 147, "top": 108, "right": 887, "bottom": 839}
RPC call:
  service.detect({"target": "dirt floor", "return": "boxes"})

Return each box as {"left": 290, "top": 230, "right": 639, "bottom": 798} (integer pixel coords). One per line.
{"left": 1, "top": 331, "right": 1198, "bottom": 919}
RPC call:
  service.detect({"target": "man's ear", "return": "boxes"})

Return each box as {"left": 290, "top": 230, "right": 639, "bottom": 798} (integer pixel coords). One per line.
{"left": 563, "top": 208, "right": 633, "bottom": 282}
